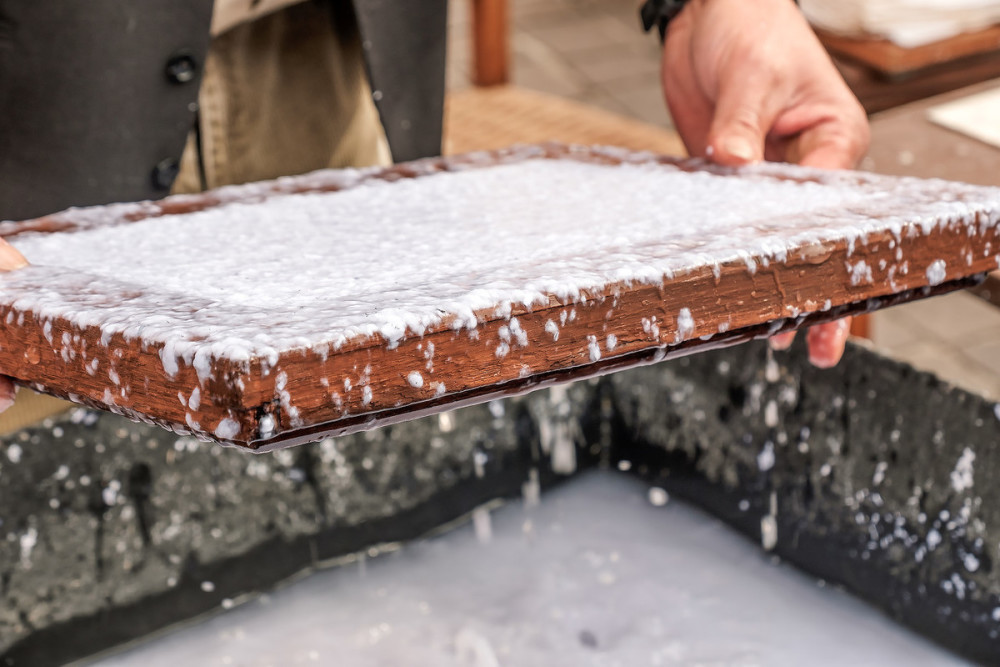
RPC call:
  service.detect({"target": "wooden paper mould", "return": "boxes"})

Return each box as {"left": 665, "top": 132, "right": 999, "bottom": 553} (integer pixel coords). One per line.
{"left": 0, "top": 144, "right": 997, "bottom": 451}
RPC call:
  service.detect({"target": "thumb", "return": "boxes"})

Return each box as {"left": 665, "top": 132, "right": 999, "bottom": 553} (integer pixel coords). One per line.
{"left": 706, "top": 74, "right": 777, "bottom": 166}
{"left": 0, "top": 239, "right": 27, "bottom": 272}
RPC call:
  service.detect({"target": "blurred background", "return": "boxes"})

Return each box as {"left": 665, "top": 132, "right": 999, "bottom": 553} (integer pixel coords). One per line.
{"left": 446, "top": 0, "right": 666, "bottom": 126}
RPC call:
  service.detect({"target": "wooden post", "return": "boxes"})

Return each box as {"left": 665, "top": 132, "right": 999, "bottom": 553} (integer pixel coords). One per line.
{"left": 850, "top": 314, "right": 871, "bottom": 340}
{"left": 472, "top": 0, "right": 509, "bottom": 86}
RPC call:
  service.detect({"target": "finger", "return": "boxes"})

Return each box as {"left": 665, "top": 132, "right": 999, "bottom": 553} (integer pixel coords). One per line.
{"left": 706, "top": 66, "right": 782, "bottom": 166}
{"left": 806, "top": 318, "right": 852, "bottom": 369}
{"left": 0, "top": 376, "right": 15, "bottom": 414}
{"left": 787, "top": 103, "right": 870, "bottom": 170}
{"left": 796, "top": 142, "right": 858, "bottom": 170}
{"left": 769, "top": 331, "right": 796, "bottom": 351}
{"left": 0, "top": 239, "right": 28, "bottom": 272}
{"left": 661, "top": 18, "right": 715, "bottom": 157}
{"left": 794, "top": 127, "right": 869, "bottom": 170}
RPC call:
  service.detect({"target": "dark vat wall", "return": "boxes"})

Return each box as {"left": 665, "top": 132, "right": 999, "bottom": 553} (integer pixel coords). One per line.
{"left": 0, "top": 381, "right": 606, "bottom": 666}
{"left": 3, "top": 337, "right": 1000, "bottom": 664}
{"left": 609, "top": 339, "right": 1000, "bottom": 665}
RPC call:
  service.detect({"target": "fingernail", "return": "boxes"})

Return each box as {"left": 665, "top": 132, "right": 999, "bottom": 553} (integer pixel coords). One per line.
{"left": 808, "top": 348, "right": 842, "bottom": 370}
{"left": 0, "top": 392, "right": 15, "bottom": 414}
{"left": 806, "top": 321, "right": 850, "bottom": 369}
{"left": 0, "top": 244, "right": 28, "bottom": 272}
{"left": 769, "top": 332, "right": 796, "bottom": 351}
{"left": 723, "top": 137, "right": 756, "bottom": 163}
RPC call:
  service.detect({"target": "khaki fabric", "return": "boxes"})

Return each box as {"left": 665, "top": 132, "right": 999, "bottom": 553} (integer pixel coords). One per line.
{"left": 0, "top": 390, "right": 78, "bottom": 436}
{"left": 173, "top": 0, "right": 391, "bottom": 194}
{"left": 211, "top": 0, "right": 308, "bottom": 37}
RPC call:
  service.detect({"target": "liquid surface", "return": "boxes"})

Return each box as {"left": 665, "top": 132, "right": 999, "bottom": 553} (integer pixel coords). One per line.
{"left": 94, "top": 471, "right": 966, "bottom": 667}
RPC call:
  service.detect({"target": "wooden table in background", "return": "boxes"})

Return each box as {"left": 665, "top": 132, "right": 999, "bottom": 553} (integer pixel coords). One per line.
{"left": 818, "top": 27, "right": 1000, "bottom": 114}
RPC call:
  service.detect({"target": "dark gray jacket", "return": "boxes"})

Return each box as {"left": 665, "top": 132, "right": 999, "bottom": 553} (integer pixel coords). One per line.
{"left": 0, "top": 0, "right": 447, "bottom": 221}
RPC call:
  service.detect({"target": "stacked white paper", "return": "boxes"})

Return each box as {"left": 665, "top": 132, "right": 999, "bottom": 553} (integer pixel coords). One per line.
{"left": 928, "top": 86, "right": 1000, "bottom": 150}
{"left": 800, "top": 0, "right": 1000, "bottom": 47}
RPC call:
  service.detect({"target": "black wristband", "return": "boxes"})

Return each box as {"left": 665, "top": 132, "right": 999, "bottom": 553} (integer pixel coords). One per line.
{"left": 640, "top": 0, "right": 690, "bottom": 41}
{"left": 641, "top": 0, "right": 800, "bottom": 41}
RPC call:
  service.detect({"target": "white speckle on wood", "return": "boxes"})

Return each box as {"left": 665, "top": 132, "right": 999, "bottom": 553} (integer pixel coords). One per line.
{"left": 675, "top": 308, "right": 694, "bottom": 343}
{"left": 258, "top": 414, "right": 276, "bottom": 438}
{"left": 587, "top": 335, "right": 601, "bottom": 362}
{"left": 847, "top": 260, "right": 872, "bottom": 286}
{"left": 509, "top": 318, "right": 528, "bottom": 347}
{"left": 214, "top": 418, "right": 240, "bottom": 440}
{"left": 544, "top": 319, "right": 559, "bottom": 341}
{"left": 926, "top": 259, "right": 947, "bottom": 286}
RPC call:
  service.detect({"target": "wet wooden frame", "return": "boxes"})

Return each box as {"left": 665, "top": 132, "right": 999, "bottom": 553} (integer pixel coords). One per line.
{"left": 0, "top": 145, "right": 997, "bottom": 451}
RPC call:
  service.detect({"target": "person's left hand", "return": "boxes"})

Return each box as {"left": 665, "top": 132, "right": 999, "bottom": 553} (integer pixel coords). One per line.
{"left": 659, "top": 0, "right": 870, "bottom": 368}
{"left": 0, "top": 239, "right": 28, "bottom": 412}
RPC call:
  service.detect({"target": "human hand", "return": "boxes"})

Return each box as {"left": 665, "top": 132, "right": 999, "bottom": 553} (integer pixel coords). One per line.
{"left": 660, "top": 0, "right": 869, "bottom": 367}
{"left": 0, "top": 240, "right": 29, "bottom": 411}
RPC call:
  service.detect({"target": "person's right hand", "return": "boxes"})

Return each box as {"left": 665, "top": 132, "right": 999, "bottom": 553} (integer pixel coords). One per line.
{"left": 0, "top": 240, "right": 29, "bottom": 412}
{"left": 658, "top": 0, "right": 869, "bottom": 368}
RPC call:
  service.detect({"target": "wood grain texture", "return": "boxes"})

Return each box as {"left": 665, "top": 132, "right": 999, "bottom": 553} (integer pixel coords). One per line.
{"left": 1, "top": 144, "right": 998, "bottom": 451}
{"left": 865, "top": 79, "right": 1000, "bottom": 307}
{"left": 818, "top": 26, "right": 1000, "bottom": 76}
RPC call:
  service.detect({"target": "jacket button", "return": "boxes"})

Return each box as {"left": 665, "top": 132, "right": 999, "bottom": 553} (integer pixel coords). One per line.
{"left": 165, "top": 52, "right": 198, "bottom": 84}
{"left": 151, "top": 158, "right": 180, "bottom": 191}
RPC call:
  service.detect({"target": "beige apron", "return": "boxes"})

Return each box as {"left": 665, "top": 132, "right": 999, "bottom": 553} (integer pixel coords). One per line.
{"left": 173, "top": 0, "right": 391, "bottom": 193}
